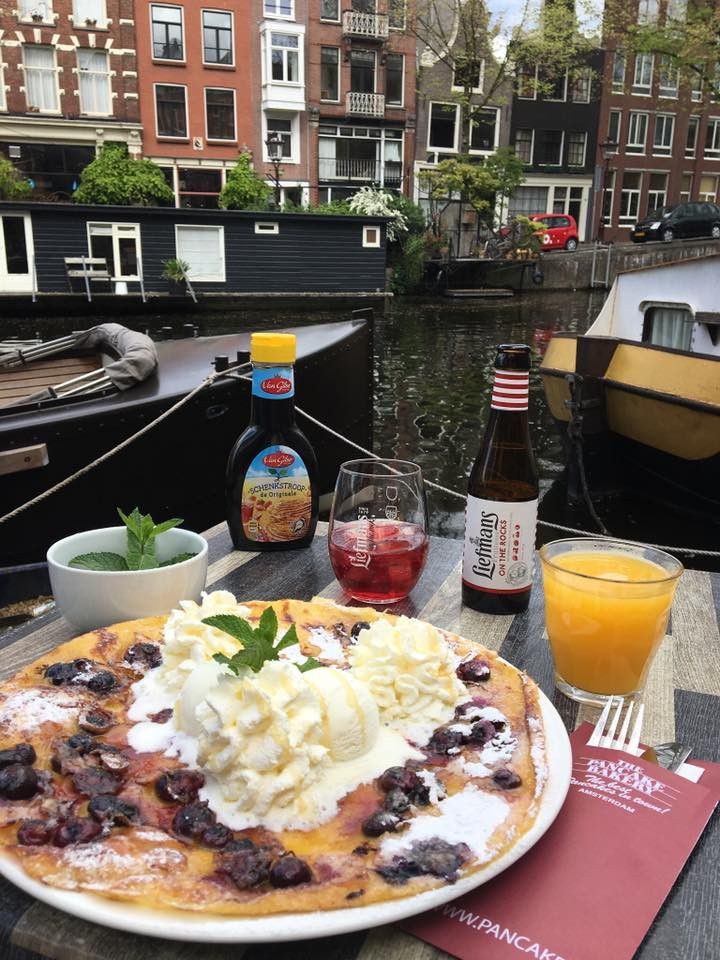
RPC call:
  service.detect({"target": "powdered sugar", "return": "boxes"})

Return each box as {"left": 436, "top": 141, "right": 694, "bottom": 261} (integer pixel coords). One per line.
{"left": 417, "top": 768, "right": 446, "bottom": 805}
{"left": 0, "top": 688, "right": 82, "bottom": 733}
{"left": 59, "top": 840, "right": 185, "bottom": 885}
{"left": 306, "top": 628, "right": 345, "bottom": 663}
{"left": 527, "top": 715, "right": 548, "bottom": 798}
{"left": 450, "top": 709, "right": 517, "bottom": 779}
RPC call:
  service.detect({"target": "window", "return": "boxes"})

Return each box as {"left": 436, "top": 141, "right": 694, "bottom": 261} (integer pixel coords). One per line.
{"left": 544, "top": 69, "right": 567, "bottom": 101}
{"left": 658, "top": 56, "right": 678, "bottom": 97}
{"left": 632, "top": 53, "right": 653, "bottom": 94}
{"left": 270, "top": 32, "right": 299, "bottom": 82}
{"left": 514, "top": 129, "right": 533, "bottom": 163}
{"left": 264, "top": 0, "right": 293, "bottom": 17}
{"left": 536, "top": 130, "right": 563, "bottom": 165}
{"left": 385, "top": 53, "right": 403, "bottom": 105}
{"left": 265, "top": 115, "right": 294, "bottom": 159}
{"left": 388, "top": 0, "right": 406, "bottom": 29}
{"left": 612, "top": 50, "right": 626, "bottom": 93}
{"left": 255, "top": 222, "right": 279, "bottom": 235}
{"left": 151, "top": 5, "right": 183, "bottom": 60}
{"left": 667, "top": 0, "right": 686, "bottom": 20}
{"left": 428, "top": 102, "right": 458, "bottom": 151}
{"left": 362, "top": 225, "right": 381, "bottom": 248}
{"left": 469, "top": 109, "right": 498, "bottom": 152}
{"left": 567, "top": 131, "right": 587, "bottom": 167}
{"left": 620, "top": 172, "right": 642, "bottom": 222}
{"left": 517, "top": 64, "right": 537, "bottom": 99}
{"left": 627, "top": 112, "right": 648, "bottom": 153}
{"left": 570, "top": 70, "right": 591, "bottom": 102}
{"left": 689, "top": 69, "right": 702, "bottom": 102}
{"left": 647, "top": 172, "right": 668, "bottom": 212}
{"left": 350, "top": 49, "right": 375, "bottom": 92}
{"left": 637, "top": 0, "right": 658, "bottom": 23}
{"left": 77, "top": 49, "right": 110, "bottom": 115}
{"left": 321, "top": 47, "right": 339, "bottom": 101}
{"left": 205, "top": 88, "right": 235, "bottom": 140}
{"left": 177, "top": 168, "right": 222, "bottom": 208}
{"left": 653, "top": 114, "right": 674, "bottom": 155}
{"left": 19, "top": 0, "right": 51, "bottom": 20}
{"left": 320, "top": 0, "right": 339, "bottom": 20}
{"left": 679, "top": 173, "right": 692, "bottom": 202}
{"left": 698, "top": 174, "right": 718, "bottom": 202}
{"left": 508, "top": 186, "right": 548, "bottom": 217}
{"left": 453, "top": 58, "right": 483, "bottom": 92}
{"left": 643, "top": 306, "right": 692, "bottom": 350}
{"left": 705, "top": 118, "right": 720, "bottom": 157}
{"left": 608, "top": 110, "right": 622, "bottom": 145}
{"left": 88, "top": 222, "right": 141, "bottom": 278}
{"left": 602, "top": 170, "right": 615, "bottom": 226}
{"left": 155, "top": 84, "right": 187, "bottom": 138}
{"left": 175, "top": 225, "right": 225, "bottom": 282}
{"left": 686, "top": 115, "right": 699, "bottom": 157}
{"left": 73, "top": 0, "right": 106, "bottom": 25}
{"left": 203, "top": 10, "right": 233, "bottom": 66}
{"left": 24, "top": 46, "right": 58, "bottom": 112}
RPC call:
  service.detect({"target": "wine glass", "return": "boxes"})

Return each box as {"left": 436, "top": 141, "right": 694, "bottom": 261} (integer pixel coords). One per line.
{"left": 328, "top": 459, "right": 429, "bottom": 603}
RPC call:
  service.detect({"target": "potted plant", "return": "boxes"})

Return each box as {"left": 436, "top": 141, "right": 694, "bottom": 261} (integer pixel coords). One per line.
{"left": 31, "top": 12, "right": 44, "bottom": 22}
{"left": 161, "top": 258, "right": 190, "bottom": 296}
{"left": 85, "top": 17, "right": 97, "bottom": 25}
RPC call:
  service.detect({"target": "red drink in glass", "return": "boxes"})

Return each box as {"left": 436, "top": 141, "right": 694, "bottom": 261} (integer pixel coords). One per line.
{"left": 329, "top": 519, "right": 429, "bottom": 603}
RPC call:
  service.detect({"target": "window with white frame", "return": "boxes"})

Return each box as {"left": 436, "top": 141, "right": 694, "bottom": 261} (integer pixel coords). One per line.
{"left": 567, "top": 131, "right": 587, "bottom": 166}
{"left": 637, "top": 0, "right": 658, "bottom": 23}
{"left": 689, "top": 69, "right": 702, "bottom": 102}
{"left": 428, "top": 102, "right": 458, "bottom": 151}
{"left": 24, "top": 46, "right": 58, "bottom": 112}
{"left": 155, "top": 83, "right": 187, "bottom": 138}
{"left": 536, "top": 130, "right": 563, "bottom": 165}
{"left": 151, "top": 5, "right": 184, "bottom": 60}
{"left": 385, "top": 53, "right": 403, "bottom": 105}
{"left": 73, "top": 0, "right": 106, "bottom": 25}
{"left": 620, "top": 171, "right": 642, "bottom": 221}
{"left": 602, "top": 170, "right": 615, "bottom": 226}
{"left": 570, "top": 70, "right": 591, "bottom": 102}
{"left": 647, "top": 172, "right": 668, "bottom": 212}
{"left": 543, "top": 69, "right": 567, "bottom": 101}
{"left": 388, "top": 0, "right": 406, "bottom": 29}
{"left": 0, "top": 51, "right": 4, "bottom": 111}
{"left": 202, "top": 10, "right": 233, "bottom": 66}
{"left": 667, "top": 0, "right": 686, "bottom": 20}
{"left": 698, "top": 174, "right": 718, "bottom": 202}
{"left": 362, "top": 225, "right": 381, "bottom": 248}
{"left": 517, "top": 64, "right": 537, "bottom": 99}
{"left": 608, "top": 110, "right": 622, "bottom": 145}
{"left": 205, "top": 88, "right": 235, "bottom": 140}
{"left": 653, "top": 114, "right": 674, "bottom": 155}
{"left": 264, "top": 0, "right": 293, "bottom": 18}
{"left": 321, "top": 47, "right": 339, "bottom": 101}
{"left": 350, "top": 49, "right": 375, "bottom": 92}
{"left": 514, "top": 128, "right": 533, "bottom": 163}
{"left": 627, "top": 112, "right": 648, "bottom": 153}
{"left": 452, "top": 58, "right": 483, "bottom": 92}
{"left": 270, "top": 32, "right": 299, "bottom": 82}
{"left": 175, "top": 225, "right": 225, "bottom": 282}
{"left": 632, "top": 53, "right": 653, "bottom": 94}
{"left": 612, "top": 50, "right": 626, "bottom": 93}
{"left": 265, "top": 115, "right": 295, "bottom": 160}
{"left": 679, "top": 173, "right": 692, "bottom": 202}
{"left": 658, "top": 56, "right": 678, "bottom": 97}
{"left": 77, "top": 49, "right": 111, "bottom": 115}
{"left": 685, "top": 115, "right": 699, "bottom": 157}
{"left": 705, "top": 118, "right": 720, "bottom": 157}
{"left": 88, "top": 222, "right": 141, "bottom": 277}
{"left": 19, "top": 0, "right": 51, "bottom": 21}
{"left": 469, "top": 108, "right": 498, "bottom": 152}
{"left": 320, "top": 0, "right": 339, "bottom": 20}
{"left": 508, "top": 186, "right": 548, "bottom": 217}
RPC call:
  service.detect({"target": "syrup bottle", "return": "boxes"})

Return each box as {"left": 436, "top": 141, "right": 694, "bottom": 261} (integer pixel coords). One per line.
{"left": 226, "top": 333, "right": 318, "bottom": 550}
{"left": 462, "top": 344, "right": 539, "bottom": 614}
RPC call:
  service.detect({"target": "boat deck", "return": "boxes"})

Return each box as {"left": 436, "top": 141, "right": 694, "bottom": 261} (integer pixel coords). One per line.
{"left": 0, "top": 357, "right": 98, "bottom": 407}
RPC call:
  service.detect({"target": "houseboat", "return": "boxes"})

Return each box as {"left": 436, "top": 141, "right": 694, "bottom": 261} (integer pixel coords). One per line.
{"left": 540, "top": 255, "right": 720, "bottom": 512}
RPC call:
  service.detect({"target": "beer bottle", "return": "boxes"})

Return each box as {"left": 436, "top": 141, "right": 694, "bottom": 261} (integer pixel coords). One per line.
{"left": 226, "top": 333, "right": 318, "bottom": 551}
{"left": 462, "top": 344, "right": 539, "bottom": 614}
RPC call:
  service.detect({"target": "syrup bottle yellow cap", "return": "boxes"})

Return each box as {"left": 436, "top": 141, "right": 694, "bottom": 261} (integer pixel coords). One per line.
{"left": 250, "top": 332, "right": 297, "bottom": 364}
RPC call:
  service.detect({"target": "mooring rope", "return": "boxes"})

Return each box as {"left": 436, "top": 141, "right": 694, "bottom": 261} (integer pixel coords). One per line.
{"left": 2, "top": 367, "right": 719, "bottom": 559}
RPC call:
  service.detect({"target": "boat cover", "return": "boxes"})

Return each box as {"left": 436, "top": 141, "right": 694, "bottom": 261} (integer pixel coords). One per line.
{"left": 73, "top": 324, "right": 158, "bottom": 390}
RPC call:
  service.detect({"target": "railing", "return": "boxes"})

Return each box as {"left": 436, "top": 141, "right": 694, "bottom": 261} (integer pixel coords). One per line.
{"left": 342, "top": 10, "right": 389, "bottom": 38}
{"left": 318, "top": 158, "right": 402, "bottom": 186}
{"left": 345, "top": 91, "right": 385, "bottom": 117}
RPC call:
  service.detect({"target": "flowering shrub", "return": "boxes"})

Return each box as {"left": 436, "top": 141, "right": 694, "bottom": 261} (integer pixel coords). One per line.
{"left": 348, "top": 186, "right": 408, "bottom": 242}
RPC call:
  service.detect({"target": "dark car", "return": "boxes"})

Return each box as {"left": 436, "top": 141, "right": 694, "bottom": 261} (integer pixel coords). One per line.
{"left": 631, "top": 202, "right": 720, "bottom": 243}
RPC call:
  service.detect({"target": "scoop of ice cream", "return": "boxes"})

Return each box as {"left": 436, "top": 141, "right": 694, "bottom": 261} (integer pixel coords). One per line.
{"left": 304, "top": 667, "right": 380, "bottom": 761}
{"left": 349, "top": 615, "right": 466, "bottom": 742}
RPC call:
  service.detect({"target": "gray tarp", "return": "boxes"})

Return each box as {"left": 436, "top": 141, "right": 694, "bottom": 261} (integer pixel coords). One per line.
{"left": 73, "top": 324, "right": 158, "bottom": 390}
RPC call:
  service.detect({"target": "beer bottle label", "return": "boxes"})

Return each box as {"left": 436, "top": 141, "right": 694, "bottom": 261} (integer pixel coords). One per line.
{"left": 462, "top": 496, "right": 538, "bottom": 593}
{"left": 241, "top": 445, "right": 311, "bottom": 542}
{"left": 252, "top": 365, "right": 295, "bottom": 400}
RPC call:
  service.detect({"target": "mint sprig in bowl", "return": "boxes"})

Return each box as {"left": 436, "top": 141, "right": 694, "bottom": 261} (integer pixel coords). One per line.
{"left": 47, "top": 508, "right": 208, "bottom": 632}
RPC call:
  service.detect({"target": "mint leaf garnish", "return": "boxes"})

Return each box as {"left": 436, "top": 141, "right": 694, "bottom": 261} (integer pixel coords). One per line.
{"left": 160, "top": 552, "right": 197, "bottom": 567}
{"left": 68, "top": 552, "right": 128, "bottom": 571}
{"left": 68, "top": 507, "right": 190, "bottom": 571}
{"left": 205, "top": 608, "right": 315, "bottom": 675}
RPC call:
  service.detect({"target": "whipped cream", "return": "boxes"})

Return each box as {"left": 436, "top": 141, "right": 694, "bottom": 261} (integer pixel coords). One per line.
{"left": 349, "top": 614, "right": 467, "bottom": 743}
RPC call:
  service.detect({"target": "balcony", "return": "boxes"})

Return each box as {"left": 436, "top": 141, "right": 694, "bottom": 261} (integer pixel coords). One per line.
{"left": 319, "top": 157, "right": 402, "bottom": 187}
{"left": 342, "top": 10, "right": 389, "bottom": 39}
{"left": 345, "top": 91, "right": 385, "bottom": 117}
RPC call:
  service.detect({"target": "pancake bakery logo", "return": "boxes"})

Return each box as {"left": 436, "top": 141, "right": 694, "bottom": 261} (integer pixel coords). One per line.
{"left": 572, "top": 756, "right": 681, "bottom": 815}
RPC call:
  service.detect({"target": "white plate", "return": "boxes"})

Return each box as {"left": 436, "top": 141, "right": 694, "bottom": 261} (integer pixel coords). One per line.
{"left": 0, "top": 689, "right": 571, "bottom": 943}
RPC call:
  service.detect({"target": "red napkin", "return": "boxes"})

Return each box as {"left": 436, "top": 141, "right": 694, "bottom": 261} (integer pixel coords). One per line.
{"left": 401, "top": 723, "right": 720, "bottom": 960}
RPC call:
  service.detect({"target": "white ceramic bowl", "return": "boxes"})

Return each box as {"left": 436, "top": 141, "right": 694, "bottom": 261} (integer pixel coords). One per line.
{"left": 47, "top": 526, "right": 208, "bottom": 632}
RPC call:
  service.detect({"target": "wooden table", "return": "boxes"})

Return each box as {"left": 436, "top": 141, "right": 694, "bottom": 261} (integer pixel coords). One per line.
{"left": 1, "top": 523, "right": 718, "bottom": 960}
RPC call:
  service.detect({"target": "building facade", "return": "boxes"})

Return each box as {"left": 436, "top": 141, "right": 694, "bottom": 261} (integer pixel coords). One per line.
{"left": 0, "top": 0, "right": 142, "bottom": 196}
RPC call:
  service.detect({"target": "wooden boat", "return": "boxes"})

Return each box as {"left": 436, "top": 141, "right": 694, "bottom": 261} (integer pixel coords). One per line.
{"left": 540, "top": 255, "right": 720, "bottom": 512}
{"left": 0, "top": 316, "right": 373, "bottom": 566}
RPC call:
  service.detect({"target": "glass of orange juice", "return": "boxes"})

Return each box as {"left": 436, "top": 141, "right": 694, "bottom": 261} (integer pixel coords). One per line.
{"left": 540, "top": 538, "right": 683, "bottom": 705}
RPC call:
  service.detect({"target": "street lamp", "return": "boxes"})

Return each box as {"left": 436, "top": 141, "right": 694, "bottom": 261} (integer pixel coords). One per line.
{"left": 265, "top": 131, "right": 284, "bottom": 209}
{"left": 597, "top": 139, "right": 618, "bottom": 244}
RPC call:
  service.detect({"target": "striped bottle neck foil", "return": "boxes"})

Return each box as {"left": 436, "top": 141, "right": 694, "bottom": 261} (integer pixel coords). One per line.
{"left": 490, "top": 369, "right": 529, "bottom": 411}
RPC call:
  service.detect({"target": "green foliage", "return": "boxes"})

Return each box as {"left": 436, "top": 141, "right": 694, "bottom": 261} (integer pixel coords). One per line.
{"left": 391, "top": 233, "right": 427, "bottom": 295}
{"left": 419, "top": 157, "right": 497, "bottom": 216}
{"left": 69, "top": 507, "right": 192, "bottom": 571}
{"left": 218, "top": 152, "right": 271, "bottom": 210}
{"left": 73, "top": 144, "right": 174, "bottom": 207}
{"left": 304, "top": 200, "right": 353, "bottom": 215}
{"left": 206, "top": 606, "right": 321, "bottom": 674}
{"left": 506, "top": 215, "right": 546, "bottom": 256}
{"left": 0, "top": 156, "right": 32, "bottom": 200}
{"left": 388, "top": 195, "right": 428, "bottom": 236}
{"left": 161, "top": 258, "right": 189, "bottom": 282}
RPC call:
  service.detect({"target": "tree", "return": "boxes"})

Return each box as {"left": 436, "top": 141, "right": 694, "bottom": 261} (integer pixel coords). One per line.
{"left": 218, "top": 152, "right": 271, "bottom": 210}
{"left": 0, "top": 156, "right": 32, "bottom": 200}
{"left": 73, "top": 144, "right": 174, "bottom": 206}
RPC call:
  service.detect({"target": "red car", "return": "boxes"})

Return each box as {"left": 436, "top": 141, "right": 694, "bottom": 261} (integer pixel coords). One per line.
{"left": 528, "top": 213, "right": 579, "bottom": 251}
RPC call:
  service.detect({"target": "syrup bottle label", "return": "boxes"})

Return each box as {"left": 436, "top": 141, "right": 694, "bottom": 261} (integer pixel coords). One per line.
{"left": 241, "top": 445, "right": 311, "bottom": 542}
{"left": 462, "top": 495, "right": 538, "bottom": 593}
{"left": 252, "top": 366, "right": 295, "bottom": 400}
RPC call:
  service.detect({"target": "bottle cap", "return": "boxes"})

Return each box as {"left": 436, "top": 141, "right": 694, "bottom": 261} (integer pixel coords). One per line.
{"left": 250, "top": 333, "right": 297, "bottom": 364}
{"left": 495, "top": 343, "right": 531, "bottom": 371}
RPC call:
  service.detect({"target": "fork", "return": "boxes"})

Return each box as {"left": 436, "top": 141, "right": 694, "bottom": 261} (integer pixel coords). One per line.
{"left": 587, "top": 697, "right": 645, "bottom": 754}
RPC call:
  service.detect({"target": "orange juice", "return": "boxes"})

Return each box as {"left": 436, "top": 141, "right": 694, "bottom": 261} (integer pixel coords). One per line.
{"left": 541, "top": 548, "right": 681, "bottom": 699}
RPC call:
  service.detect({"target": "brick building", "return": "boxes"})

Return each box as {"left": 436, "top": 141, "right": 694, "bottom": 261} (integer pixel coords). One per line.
{"left": 0, "top": 0, "right": 142, "bottom": 195}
